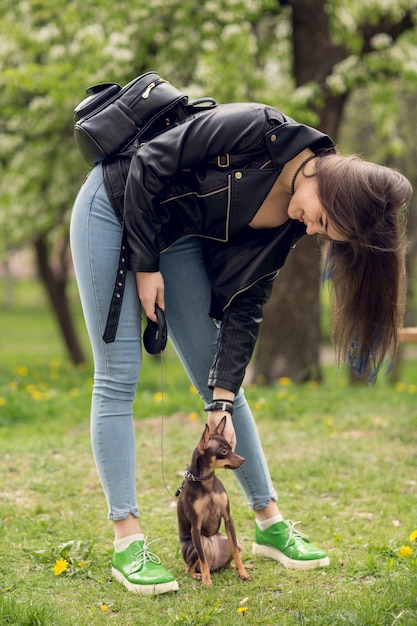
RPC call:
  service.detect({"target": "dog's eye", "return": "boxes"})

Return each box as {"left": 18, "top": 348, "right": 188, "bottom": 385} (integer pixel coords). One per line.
{"left": 220, "top": 448, "right": 228, "bottom": 456}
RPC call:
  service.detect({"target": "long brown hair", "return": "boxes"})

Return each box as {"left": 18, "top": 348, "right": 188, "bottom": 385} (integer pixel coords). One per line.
{"left": 316, "top": 154, "right": 412, "bottom": 381}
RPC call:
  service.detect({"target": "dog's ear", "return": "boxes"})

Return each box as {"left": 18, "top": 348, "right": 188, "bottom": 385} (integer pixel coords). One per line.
{"left": 213, "top": 415, "right": 227, "bottom": 437}
{"left": 198, "top": 423, "right": 211, "bottom": 453}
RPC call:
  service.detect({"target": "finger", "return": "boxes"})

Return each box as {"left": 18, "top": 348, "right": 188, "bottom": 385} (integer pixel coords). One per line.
{"left": 156, "top": 291, "right": 165, "bottom": 313}
{"left": 143, "top": 300, "right": 158, "bottom": 322}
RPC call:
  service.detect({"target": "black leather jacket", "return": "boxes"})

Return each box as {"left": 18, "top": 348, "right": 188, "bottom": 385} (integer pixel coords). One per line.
{"left": 122, "top": 102, "right": 334, "bottom": 393}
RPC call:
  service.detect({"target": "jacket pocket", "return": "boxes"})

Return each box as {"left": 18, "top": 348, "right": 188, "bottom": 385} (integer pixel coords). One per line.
{"left": 228, "top": 168, "right": 278, "bottom": 233}
{"left": 160, "top": 174, "right": 232, "bottom": 242}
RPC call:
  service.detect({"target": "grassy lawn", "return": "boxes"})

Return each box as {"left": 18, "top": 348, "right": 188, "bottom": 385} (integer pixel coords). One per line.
{"left": 0, "top": 279, "right": 416, "bottom": 625}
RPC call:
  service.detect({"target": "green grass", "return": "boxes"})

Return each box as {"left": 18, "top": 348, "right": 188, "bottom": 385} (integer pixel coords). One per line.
{"left": 0, "top": 279, "right": 417, "bottom": 625}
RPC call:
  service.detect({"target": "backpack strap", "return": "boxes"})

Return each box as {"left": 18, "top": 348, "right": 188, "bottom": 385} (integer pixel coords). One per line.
{"left": 102, "top": 156, "right": 131, "bottom": 343}
{"left": 102, "top": 154, "right": 131, "bottom": 223}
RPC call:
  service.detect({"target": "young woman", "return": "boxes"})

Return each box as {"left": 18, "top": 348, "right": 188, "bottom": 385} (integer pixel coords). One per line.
{"left": 70, "top": 102, "right": 412, "bottom": 595}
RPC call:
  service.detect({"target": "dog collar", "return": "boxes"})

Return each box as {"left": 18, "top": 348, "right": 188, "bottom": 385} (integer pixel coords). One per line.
{"left": 175, "top": 466, "right": 215, "bottom": 497}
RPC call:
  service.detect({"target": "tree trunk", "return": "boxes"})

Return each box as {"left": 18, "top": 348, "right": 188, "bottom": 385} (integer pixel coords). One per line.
{"left": 255, "top": 236, "right": 323, "bottom": 383}
{"left": 34, "top": 235, "right": 86, "bottom": 365}
{"left": 252, "top": 0, "right": 347, "bottom": 384}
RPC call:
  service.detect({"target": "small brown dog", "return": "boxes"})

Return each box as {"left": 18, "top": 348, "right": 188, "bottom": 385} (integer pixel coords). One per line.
{"left": 176, "top": 416, "right": 250, "bottom": 585}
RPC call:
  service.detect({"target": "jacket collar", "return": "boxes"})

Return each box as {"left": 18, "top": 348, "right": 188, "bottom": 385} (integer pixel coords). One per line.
{"left": 265, "top": 122, "right": 335, "bottom": 168}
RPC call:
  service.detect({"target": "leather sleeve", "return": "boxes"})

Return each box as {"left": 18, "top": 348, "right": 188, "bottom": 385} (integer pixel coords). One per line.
{"left": 207, "top": 276, "right": 274, "bottom": 394}
{"left": 123, "top": 104, "right": 271, "bottom": 272}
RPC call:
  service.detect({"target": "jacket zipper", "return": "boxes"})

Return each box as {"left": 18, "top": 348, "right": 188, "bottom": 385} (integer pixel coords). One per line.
{"left": 223, "top": 270, "right": 279, "bottom": 311}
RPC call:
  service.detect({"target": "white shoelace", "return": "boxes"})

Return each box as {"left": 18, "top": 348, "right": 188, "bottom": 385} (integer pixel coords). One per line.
{"left": 134, "top": 538, "right": 162, "bottom": 568}
{"left": 284, "top": 520, "right": 309, "bottom": 549}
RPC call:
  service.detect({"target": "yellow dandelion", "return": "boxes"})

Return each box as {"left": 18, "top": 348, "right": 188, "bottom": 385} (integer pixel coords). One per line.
{"left": 153, "top": 391, "right": 163, "bottom": 402}
{"left": 237, "top": 606, "right": 248, "bottom": 614}
{"left": 408, "top": 384, "right": 417, "bottom": 394}
{"left": 398, "top": 545, "right": 413, "bottom": 557}
{"left": 189, "top": 412, "right": 199, "bottom": 421}
{"left": 409, "top": 529, "right": 417, "bottom": 542}
{"left": 0, "top": 397, "right": 6, "bottom": 406}
{"left": 14, "top": 366, "right": 29, "bottom": 377}
{"left": 325, "top": 417, "right": 334, "bottom": 427}
{"left": 395, "top": 382, "right": 406, "bottom": 392}
{"left": 101, "top": 605, "right": 108, "bottom": 612}
{"left": 52, "top": 558, "right": 69, "bottom": 575}
{"left": 77, "top": 561, "right": 87, "bottom": 567}
{"left": 279, "top": 377, "right": 292, "bottom": 386}
{"left": 254, "top": 398, "right": 266, "bottom": 410}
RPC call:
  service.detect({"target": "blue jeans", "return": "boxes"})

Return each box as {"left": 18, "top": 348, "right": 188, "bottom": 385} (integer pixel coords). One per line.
{"left": 70, "top": 164, "right": 277, "bottom": 521}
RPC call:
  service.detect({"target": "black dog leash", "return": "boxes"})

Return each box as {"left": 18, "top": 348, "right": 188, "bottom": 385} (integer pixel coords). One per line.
{"left": 149, "top": 306, "right": 214, "bottom": 498}
{"left": 157, "top": 349, "right": 178, "bottom": 499}
{"left": 158, "top": 357, "right": 215, "bottom": 498}
{"left": 141, "top": 305, "right": 178, "bottom": 498}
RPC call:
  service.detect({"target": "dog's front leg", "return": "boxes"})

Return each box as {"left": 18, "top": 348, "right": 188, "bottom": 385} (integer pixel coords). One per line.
{"left": 224, "top": 516, "right": 250, "bottom": 581}
{"left": 191, "top": 526, "right": 211, "bottom": 585}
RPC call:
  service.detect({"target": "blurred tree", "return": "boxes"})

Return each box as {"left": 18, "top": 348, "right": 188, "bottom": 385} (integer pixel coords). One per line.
{"left": 0, "top": 0, "right": 286, "bottom": 363}
{"left": 252, "top": 0, "right": 417, "bottom": 383}
{"left": 0, "top": 0, "right": 416, "bottom": 373}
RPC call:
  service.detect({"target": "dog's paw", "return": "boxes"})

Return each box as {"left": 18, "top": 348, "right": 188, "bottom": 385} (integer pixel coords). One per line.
{"left": 230, "top": 562, "right": 254, "bottom": 571}
{"left": 238, "top": 569, "right": 251, "bottom": 581}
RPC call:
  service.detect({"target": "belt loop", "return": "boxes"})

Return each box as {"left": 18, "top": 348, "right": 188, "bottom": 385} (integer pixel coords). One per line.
{"left": 217, "top": 154, "right": 230, "bottom": 168}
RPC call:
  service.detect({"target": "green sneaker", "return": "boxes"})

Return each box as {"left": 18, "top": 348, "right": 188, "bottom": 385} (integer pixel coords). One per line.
{"left": 252, "top": 519, "right": 330, "bottom": 570}
{"left": 112, "top": 538, "right": 179, "bottom": 595}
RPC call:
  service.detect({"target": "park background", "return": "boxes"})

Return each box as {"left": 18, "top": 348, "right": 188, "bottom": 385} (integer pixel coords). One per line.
{"left": 1, "top": 1, "right": 417, "bottom": 624}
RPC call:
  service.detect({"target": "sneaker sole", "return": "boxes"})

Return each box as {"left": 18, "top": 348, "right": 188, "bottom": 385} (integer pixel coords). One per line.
{"left": 112, "top": 567, "right": 179, "bottom": 595}
{"left": 252, "top": 542, "right": 330, "bottom": 570}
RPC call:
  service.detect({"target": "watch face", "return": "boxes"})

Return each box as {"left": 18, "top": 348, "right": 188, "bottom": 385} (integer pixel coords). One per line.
{"left": 143, "top": 305, "right": 168, "bottom": 354}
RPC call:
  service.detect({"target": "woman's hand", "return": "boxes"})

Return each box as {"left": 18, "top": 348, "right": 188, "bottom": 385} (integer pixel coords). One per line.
{"left": 207, "top": 411, "right": 236, "bottom": 451}
{"left": 136, "top": 271, "right": 165, "bottom": 322}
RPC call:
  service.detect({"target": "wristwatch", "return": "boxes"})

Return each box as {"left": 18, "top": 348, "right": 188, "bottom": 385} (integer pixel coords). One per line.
{"left": 203, "top": 400, "right": 234, "bottom": 416}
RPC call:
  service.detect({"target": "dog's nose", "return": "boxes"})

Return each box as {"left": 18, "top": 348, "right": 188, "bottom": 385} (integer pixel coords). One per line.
{"left": 225, "top": 454, "right": 245, "bottom": 469}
